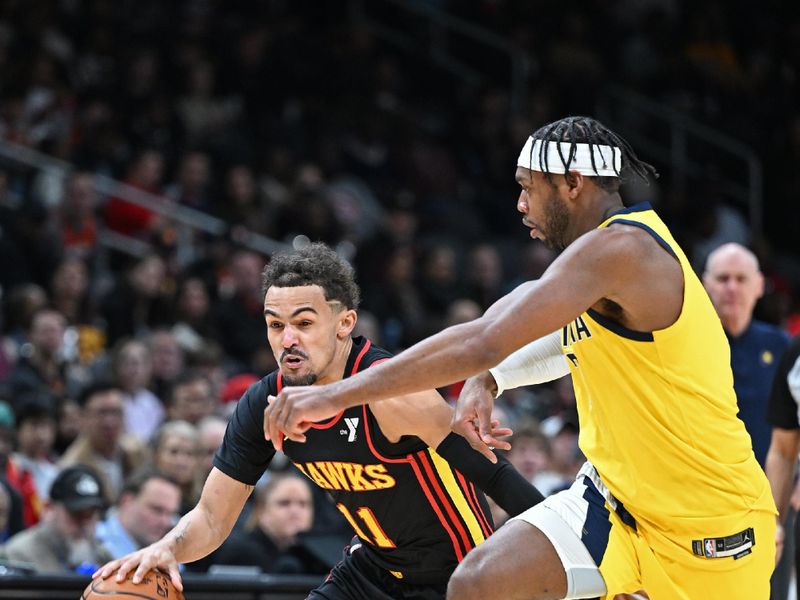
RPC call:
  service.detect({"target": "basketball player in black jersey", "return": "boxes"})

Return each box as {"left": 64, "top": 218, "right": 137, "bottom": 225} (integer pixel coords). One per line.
{"left": 94, "top": 242, "right": 543, "bottom": 600}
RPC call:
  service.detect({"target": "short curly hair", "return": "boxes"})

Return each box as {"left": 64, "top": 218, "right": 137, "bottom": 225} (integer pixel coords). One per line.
{"left": 261, "top": 243, "right": 361, "bottom": 309}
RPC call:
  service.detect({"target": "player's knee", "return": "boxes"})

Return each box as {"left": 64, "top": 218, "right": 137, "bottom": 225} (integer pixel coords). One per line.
{"left": 446, "top": 553, "right": 491, "bottom": 600}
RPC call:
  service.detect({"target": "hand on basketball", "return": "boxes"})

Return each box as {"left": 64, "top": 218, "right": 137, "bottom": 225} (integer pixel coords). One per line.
{"left": 264, "top": 385, "right": 343, "bottom": 450}
{"left": 452, "top": 372, "right": 512, "bottom": 463}
{"left": 93, "top": 541, "right": 182, "bottom": 592}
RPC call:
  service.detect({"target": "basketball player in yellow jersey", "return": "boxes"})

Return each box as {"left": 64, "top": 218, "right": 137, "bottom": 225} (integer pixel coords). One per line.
{"left": 264, "top": 116, "right": 777, "bottom": 599}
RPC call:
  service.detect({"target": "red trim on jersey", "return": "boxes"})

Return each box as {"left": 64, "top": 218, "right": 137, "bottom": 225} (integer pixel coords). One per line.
{"left": 362, "top": 404, "right": 465, "bottom": 561}
{"left": 308, "top": 411, "right": 345, "bottom": 429}
{"left": 363, "top": 404, "right": 407, "bottom": 464}
{"left": 350, "top": 339, "right": 373, "bottom": 374}
{"left": 406, "top": 453, "right": 465, "bottom": 561}
{"left": 456, "top": 471, "right": 493, "bottom": 537}
{"left": 416, "top": 451, "right": 473, "bottom": 554}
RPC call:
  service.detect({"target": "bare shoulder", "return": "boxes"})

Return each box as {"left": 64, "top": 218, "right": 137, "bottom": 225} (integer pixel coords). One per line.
{"left": 575, "top": 222, "right": 683, "bottom": 330}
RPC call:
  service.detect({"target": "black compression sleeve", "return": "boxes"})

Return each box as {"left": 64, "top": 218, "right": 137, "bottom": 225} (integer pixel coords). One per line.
{"left": 436, "top": 432, "right": 545, "bottom": 517}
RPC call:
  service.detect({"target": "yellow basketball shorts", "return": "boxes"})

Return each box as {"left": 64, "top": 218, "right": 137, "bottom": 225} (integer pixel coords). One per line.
{"left": 510, "top": 462, "right": 775, "bottom": 599}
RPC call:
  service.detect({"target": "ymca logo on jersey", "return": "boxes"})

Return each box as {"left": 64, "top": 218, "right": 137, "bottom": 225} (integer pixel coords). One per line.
{"left": 341, "top": 417, "right": 359, "bottom": 442}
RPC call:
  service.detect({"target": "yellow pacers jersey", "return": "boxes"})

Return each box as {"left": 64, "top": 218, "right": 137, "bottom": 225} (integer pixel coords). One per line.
{"left": 562, "top": 203, "right": 775, "bottom": 537}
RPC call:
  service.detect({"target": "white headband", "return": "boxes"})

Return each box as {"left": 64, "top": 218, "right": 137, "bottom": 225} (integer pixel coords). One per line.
{"left": 516, "top": 138, "right": 622, "bottom": 177}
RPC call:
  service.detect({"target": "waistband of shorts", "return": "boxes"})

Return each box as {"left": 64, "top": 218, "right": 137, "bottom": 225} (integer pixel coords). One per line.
{"left": 578, "top": 462, "right": 637, "bottom": 530}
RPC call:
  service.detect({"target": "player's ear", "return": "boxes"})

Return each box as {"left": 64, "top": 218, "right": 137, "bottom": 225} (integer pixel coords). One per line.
{"left": 337, "top": 309, "right": 357, "bottom": 338}
{"left": 564, "top": 170, "right": 583, "bottom": 199}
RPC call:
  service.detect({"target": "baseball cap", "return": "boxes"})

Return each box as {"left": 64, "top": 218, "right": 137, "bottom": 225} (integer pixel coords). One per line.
{"left": 49, "top": 466, "right": 105, "bottom": 511}
{"left": 220, "top": 373, "right": 259, "bottom": 404}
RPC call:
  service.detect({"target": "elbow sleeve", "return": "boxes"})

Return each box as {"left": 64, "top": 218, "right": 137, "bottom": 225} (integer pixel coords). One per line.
{"left": 489, "top": 330, "right": 570, "bottom": 396}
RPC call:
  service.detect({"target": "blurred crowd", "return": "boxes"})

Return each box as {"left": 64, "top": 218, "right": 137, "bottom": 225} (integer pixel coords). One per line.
{"left": 0, "top": 0, "right": 798, "bottom": 577}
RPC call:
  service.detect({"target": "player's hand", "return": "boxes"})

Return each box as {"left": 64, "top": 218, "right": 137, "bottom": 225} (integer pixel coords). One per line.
{"left": 92, "top": 541, "right": 182, "bottom": 592}
{"left": 776, "top": 520, "right": 785, "bottom": 565}
{"left": 452, "top": 372, "right": 511, "bottom": 463}
{"left": 264, "top": 385, "right": 344, "bottom": 450}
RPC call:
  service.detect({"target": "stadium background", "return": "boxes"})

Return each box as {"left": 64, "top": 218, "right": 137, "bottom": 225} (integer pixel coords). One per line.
{"left": 0, "top": 0, "right": 798, "bottom": 598}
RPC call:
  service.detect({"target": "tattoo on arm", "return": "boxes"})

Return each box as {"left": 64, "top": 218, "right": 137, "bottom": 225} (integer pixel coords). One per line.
{"left": 174, "top": 519, "right": 190, "bottom": 546}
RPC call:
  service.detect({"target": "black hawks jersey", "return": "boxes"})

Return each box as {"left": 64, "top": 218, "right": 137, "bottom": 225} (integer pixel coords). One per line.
{"left": 213, "top": 336, "right": 494, "bottom": 585}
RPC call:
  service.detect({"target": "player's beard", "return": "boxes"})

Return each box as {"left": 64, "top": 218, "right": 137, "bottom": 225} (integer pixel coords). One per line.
{"left": 543, "top": 193, "right": 570, "bottom": 251}
{"left": 282, "top": 372, "right": 318, "bottom": 386}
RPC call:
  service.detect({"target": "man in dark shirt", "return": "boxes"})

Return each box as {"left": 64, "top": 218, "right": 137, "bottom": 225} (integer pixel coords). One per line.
{"left": 766, "top": 336, "right": 800, "bottom": 594}
{"left": 703, "top": 243, "right": 789, "bottom": 466}
{"left": 95, "top": 243, "right": 543, "bottom": 600}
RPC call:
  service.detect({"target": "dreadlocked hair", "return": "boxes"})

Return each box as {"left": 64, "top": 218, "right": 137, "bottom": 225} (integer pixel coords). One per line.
{"left": 529, "top": 116, "right": 658, "bottom": 193}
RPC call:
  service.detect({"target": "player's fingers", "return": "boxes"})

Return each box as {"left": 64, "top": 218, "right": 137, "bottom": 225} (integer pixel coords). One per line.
{"left": 488, "top": 426, "right": 513, "bottom": 438}
{"left": 457, "top": 420, "right": 498, "bottom": 463}
{"left": 168, "top": 564, "right": 183, "bottom": 592}
{"left": 93, "top": 559, "right": 121, "bottom": 579}
{"left": 132, "top": 555, "right": 159, "bottom": 584}
{"left": 485, "top": 436, "right": 512, "bottom": 451}
{"left": 115, "top": 555, "right": 140, "bottom": 582}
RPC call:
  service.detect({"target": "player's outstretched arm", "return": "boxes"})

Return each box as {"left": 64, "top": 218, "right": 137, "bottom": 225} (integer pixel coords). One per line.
{"left": 264, "top": 228, "right": 628, "bottom": 448}
{"left": 93, "top": 468, "right": 253, "bottom": 591}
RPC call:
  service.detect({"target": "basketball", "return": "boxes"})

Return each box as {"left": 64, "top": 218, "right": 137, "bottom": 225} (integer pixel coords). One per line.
{"left": 81, "top": 570, "right": 185, "bottom": 600}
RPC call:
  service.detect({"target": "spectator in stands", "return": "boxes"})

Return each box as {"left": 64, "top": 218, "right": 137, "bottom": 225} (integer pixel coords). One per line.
{"left": 504, "top": 425, "right": 563, "bottom": 497}
{"left": 112, "top": 339, "right": 165, "bottom": 443}
{"left": 362, "top": 247, "right": 426, "bottom": 351}
{"left": 59, "top": 382, "right": 148, "bottom": 504}
{"left": 1, "top": 465, "right": 112, "bottom": 573}
{"left": 53, "top": 396, "right": 81, "bottom": 457}
{"left": 57, "top": 172, "right": 98, "bottom": 260}
{"left": 213, "top": 249, "right": 267, "bottom": 371}
{"left": 96, "top": 468, "right": 181, "bottom": 559}
{"left": 1, "top": 283, "right": 48, "bottom": 359}
{"left": 196, "top": 415, "right": 227, "bottom": 481}
{"left": 11, "top": 393, "right": 59, "bottom": 503}
{"left": 49, "top": 257, "right": 93, "bottom": 327}
{"left": 147, "top": 329, "right": 185, "bottom": 403}
{"left": 103, "top": 149, "right": 166, "bottom": 238}
{"left": 218, "top": 165, "right": 269, "bottom": 234}
{"left": 164, "top": 151, "right": 213, "bottom": 213}
{"left": 703, "top": 243, "right": 789, "bottom": 466}
{"left": 417, "top": 242, "right": 465, "bottom": 327}
{"left": 209, "top": 473, "right": 328, "bottom": 575}
{"left": 151, "top": 420, "right": 201, "bottom": 514}
{"left": 6, "top": 308, "right": 68, "bottom": 401}
{"left": 217, "top": 372, "right": 259, "bottom": 419}
{"left": 171, "top": 277, "right": 217, "bottom": 352}
{"left": 465, "top": 243, "right": 506, "bottom": 310}
{"left": 100, "top": 254, "right": 172, "bottom": 346}
{"left": 0, "top": 400, "right": 37, "bottom": 530}
{"left": 166, "top": 373, "right": 216, "bottom": 426}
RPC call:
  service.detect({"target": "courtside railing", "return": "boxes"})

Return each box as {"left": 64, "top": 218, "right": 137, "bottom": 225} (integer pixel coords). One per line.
{"left": 0, "top": 139, "right": 290, "bottom": 263}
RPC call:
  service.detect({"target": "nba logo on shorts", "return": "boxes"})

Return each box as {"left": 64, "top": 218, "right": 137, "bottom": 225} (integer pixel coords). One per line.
{"left": 704, "top": 538, "right": 716, "bottom": 558}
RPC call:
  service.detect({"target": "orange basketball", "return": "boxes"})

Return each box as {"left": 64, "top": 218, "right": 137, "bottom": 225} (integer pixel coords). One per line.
{"left": 81, "top": 569, "right": 185, "bottom": 600}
